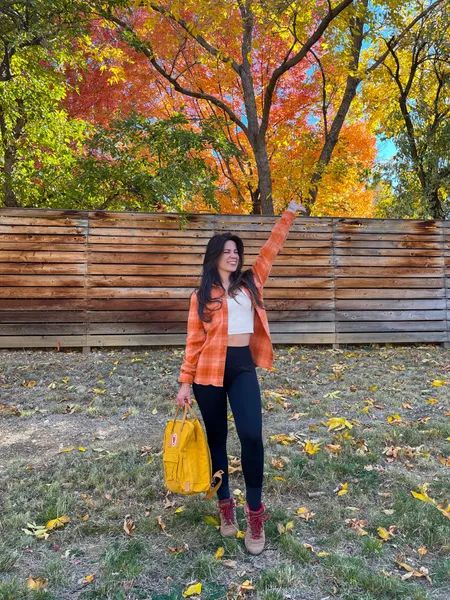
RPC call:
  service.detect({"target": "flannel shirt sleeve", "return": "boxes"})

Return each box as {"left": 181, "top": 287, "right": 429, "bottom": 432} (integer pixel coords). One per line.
{"left": 251, "top": 209, "right": 297, "bottom": 286}
{"left": 178, "top": 290, "right": 206, "bottom": 384}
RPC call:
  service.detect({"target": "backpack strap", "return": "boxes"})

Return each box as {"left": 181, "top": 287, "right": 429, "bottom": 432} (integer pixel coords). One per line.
{"left": 169, "top": 404, "right": 192, "bottom": 435}
{"left": 205, "top": 469, "right": 224, "bottom": 499}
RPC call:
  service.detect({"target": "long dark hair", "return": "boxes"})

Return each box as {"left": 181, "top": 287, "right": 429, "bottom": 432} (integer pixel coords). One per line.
{"left": 196, "top": 231, "right": 264, "bottom": 322}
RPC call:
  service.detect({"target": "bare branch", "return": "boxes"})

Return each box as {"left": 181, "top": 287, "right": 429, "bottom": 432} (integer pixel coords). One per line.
{"left": 97, "top": 9, "right": 249, "bottom": 137}
{"left": 149, "top": 3, "right": 241, "bottom": 74}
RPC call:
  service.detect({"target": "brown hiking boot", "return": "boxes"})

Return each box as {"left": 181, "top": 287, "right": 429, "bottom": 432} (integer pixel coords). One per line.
{"left": 218, "top": 498, "right": 238, "bottom": 537}
{"left": 244, "top": 502, "right": 269, "bottom": 555}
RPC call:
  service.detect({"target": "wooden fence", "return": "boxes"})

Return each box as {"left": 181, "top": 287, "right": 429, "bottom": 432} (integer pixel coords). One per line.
{"left": 0, "top": 208, "right": 449, "bottom": 349}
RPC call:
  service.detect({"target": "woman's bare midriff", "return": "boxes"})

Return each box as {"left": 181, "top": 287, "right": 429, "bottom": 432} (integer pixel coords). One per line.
{"left": 227, "top": 333, "right": 252, "bottom": 346}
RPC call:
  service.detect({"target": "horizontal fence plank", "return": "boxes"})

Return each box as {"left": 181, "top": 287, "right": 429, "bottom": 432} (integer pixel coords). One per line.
{"left": 1, "top": 208, "right": 449, "bottom": 350}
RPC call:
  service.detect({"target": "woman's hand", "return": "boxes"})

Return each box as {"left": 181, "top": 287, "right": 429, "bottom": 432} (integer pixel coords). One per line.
{"left": 176, "top": 383, "right": 192, "bottom": 408}
{"left": 287, "top": 200, "right": 307, "bottom": 214}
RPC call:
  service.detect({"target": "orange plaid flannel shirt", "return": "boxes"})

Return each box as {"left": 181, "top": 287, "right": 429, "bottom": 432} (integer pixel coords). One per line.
{"left": 178, "top": 209, "right": 297, "bottom": 387}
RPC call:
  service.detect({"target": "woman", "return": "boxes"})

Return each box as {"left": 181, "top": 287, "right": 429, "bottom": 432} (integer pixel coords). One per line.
{"left": 176, "top": 200, "right": 306, "bottom": 555}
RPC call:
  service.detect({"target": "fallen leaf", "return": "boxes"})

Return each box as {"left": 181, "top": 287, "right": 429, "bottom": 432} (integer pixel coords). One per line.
{"left": 377, "top": 526, "right": 396, "bottom": 541}
{"left": 215, "top": 546, "right": 224, "bottom": 560}
{"left": 223, "top": 559, "right": 237, "bottom": 568}
{"left": 325, "top": 417, "right": 353, "bottom": 431}
{"left": 296, "top": 506, "right": 315, "bottom": 521}
{"left": 22, "top": 522, "right": 49, "bottom": 540}
{"left": 46, "top": 515, "right": 70, "bottom": 531}
{"left": 269, "top": 433, "right": 296, "bottom": 445}
{"left": 167, "top": 543, "right": 189, "bottom": 553}
{"left": 203, "top": 515, "right": 220, "bottom": 527}
{"left": 325, "top": 443, "right": 342, "bottom": 454}
{"left": 335, "top": 482, "right": 349, "bottom": 496}
{"left": 431, "top": 379, "right": 446, "bottom": 387}
{"left": 83, "top": 574, "right": 95, "bottom": 584}
{"left": 27, "top": 576, "right": 47, "bottom": 590}
{"left": 426, "top": 397, "right": 439, "bottom": 405}
{"left": 157, "top": 515, "right": 171, "bottom": 535}
{"left": 22, "top": 380, "right": 37, "bottom": 388}
{"left": 240, "top": 580, "right": 255, "bottom": 591}
{"left": 0, "top": 403, "right": 21, "bottom": 416}
{"left": 183, "top": 582, "right": 202, "bottom": 597}
{"left": 395, "top": 559, "right": 432, "bottom": 583}
{"left": 277, "top": 520, "right": 295, "bottom": 534}
{"left": 271, "top": 457, "right": 287, "bottom": 469}
{"left": 123, "top": 515, "right": 135, "bottom": 536}
{"left": 303, "top": 440, "right": 321, "bottom": 455}
{"left": 387, "top": 414, "right": 402, "bottom": 424}
{"left": 345, "top": 518, "right": 368, "bottom": 536}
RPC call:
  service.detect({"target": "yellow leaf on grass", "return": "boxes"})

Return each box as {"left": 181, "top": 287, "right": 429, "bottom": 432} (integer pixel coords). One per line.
{"left": 269, "top": 433, "right": 296, "bottom": 445}
{"left": 240, "top": 579, "right": 255, "bottom": 591}
{"left": 175, "top": 506, "right": 185, "bottom": 514}
{"left": 84, "top": 574, "right": 95, "bottom": 584}
{"left": 204, "top": 515, "right": 220, "bottom": 527}
{"left": 336, "top": 482, "right": 349, "bottom": 496}
{"left": 22, "top": 380, "right": 37, "bottom": 388}
{"left": 296, "top": 507, "right": 315, "bottom": 521}
{"left": 395, "top": 559, "right": 432, "bottom": 582}
{"left": 377, "top": 526, "right": 395, "bottom": 541}
{"left": 236, "top": 530, "right": 245, "bottom": 539}
{"left": 183, "top": 582, "right": 202, "bottom": 597}
{"left": 325, "top": 417, "right": 353, "bottom": 431}
{"left": 411, "top": 484, "right": 432, "bottom": 504}
{"left": 46, "top": 515, "right": 70, "bottom": 530}
{"left": 431, "top": 379, "right": 446, "bottom": 387}
{"left": 303, "top": 440, "right": 321, "bottom": 455}
{"left": 387, "top": 414, "right": 402, "bottom": 424}
{"left": 410, "top": 485, "right": 450, "bottom": 519}
{"left": 27, "top": 576, "right": 47, "bottom": 590}
{"left": 277, "top": 520, "right": 295, "bottom": 534}
{"left": 215, "top": 546, "right": 224, "bottom": 560}
{"left": 22, "top": 523, "right": 49, "bottom": 540}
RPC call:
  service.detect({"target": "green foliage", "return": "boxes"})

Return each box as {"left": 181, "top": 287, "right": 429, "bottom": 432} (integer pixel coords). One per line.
{"left": 62, "top": 112, "right": 233, "bottom": 211}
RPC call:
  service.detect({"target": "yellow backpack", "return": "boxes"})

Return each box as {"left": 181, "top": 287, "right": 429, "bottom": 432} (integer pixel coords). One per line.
{"left": 163, "top": 405, "right": 222, "bottom": 497}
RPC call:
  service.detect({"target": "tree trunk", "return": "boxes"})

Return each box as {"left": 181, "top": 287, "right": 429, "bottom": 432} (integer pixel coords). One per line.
{"left": 307, "top": 75, "right": 360, "bottom": 206}
{"left": 306, "top": 1, "right": 367, "bottom": 209}
{"left": 253, "top": 139, "right": 273, "bottom": 215}
{"left": 0, "top": 100, "right": 25, "bottom": 208}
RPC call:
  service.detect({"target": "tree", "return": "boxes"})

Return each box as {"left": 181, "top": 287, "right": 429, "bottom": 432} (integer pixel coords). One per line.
{"left": 369, "top": 5, "right": 449, "bottom": 219}
{"left": 90, "top": 0, "right": 356, "bottom": 214}
{"left": 62, "top": 112, "right": 238, "bottom": 211}
{"left": 0, "top": 0, "right": 90, "bottom": 206}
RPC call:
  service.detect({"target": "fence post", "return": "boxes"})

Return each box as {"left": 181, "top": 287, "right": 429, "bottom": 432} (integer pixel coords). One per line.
{"left": 331, "top": 218, "right": 339, "bottom": 349}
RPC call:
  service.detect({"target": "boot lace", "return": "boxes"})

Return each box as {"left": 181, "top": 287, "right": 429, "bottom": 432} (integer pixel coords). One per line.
{"left": 248, "top": 508, "right": 269, "bottom": 539}
{"left": 219, "top": 499, "right": 235, "bottom": 525}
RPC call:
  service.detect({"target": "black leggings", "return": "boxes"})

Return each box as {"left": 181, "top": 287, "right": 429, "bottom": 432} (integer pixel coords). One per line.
{"left": 192, "top": 345, "right": 263, "bottom": 510}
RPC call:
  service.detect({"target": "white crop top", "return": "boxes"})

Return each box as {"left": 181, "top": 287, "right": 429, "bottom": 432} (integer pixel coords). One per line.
{"left": 227, "top": 288, "right": 254, "bottom": 334}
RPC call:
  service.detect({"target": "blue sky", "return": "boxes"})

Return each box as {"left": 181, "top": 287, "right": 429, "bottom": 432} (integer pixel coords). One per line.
{"left": 376, "top": 137, "right": 397, "bottom": 163}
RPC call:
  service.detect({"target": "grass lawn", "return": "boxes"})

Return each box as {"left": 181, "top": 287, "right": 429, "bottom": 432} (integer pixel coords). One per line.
{"left": 0, "top": 343, "right": 449, "bottom": 599}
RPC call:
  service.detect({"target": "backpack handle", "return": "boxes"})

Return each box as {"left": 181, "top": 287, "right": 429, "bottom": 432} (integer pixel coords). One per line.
{"left": 169, "top": 403, "right": 196, "bottom": 435}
